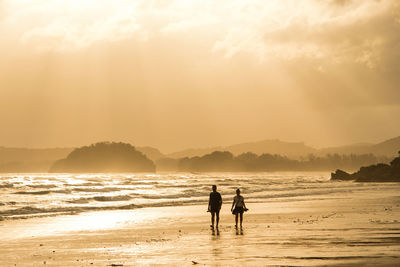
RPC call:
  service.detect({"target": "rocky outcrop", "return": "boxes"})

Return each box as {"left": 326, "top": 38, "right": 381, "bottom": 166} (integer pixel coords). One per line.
{"left": 331, "top": 169, "right": 353, "bottom": 180}
{"left": 331, "top": 152, "right": 400, "bottom": 182}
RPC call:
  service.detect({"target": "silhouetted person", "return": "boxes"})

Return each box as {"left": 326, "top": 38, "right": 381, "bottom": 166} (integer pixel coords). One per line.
{"left": 208, "top": 185, "right": 222, "bottom": 229}
{"left": 231, "top": 188, "right": 247, "bottom": 228}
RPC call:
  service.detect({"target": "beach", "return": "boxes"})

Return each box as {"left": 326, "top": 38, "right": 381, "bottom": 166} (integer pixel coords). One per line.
{"left": 1, "top": 177, "right": 400, "bottom": 266}
{"left": 2, "top": 0, "right": 399, "bottom": 265}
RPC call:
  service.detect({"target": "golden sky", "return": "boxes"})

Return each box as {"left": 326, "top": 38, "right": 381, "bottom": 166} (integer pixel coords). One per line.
{"left": 0, "top": 0, "right": 399, "bottom": 152}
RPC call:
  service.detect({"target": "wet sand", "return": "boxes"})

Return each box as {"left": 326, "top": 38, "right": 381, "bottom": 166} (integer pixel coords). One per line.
{"left": 1, "top": 190, "right": 400, "bottom": 266}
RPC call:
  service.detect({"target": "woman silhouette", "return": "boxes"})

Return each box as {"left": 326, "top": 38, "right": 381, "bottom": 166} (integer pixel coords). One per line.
{"left": 231, "top": 188, "right": 247, "bottom": 228}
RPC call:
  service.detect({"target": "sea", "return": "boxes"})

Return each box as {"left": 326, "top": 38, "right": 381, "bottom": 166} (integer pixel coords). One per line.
{"left": 1, "top": 172, "right": 398, "bottom": 220}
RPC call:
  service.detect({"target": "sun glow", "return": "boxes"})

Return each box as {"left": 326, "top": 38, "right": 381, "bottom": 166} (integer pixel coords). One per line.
{"left": 0, "top": 0, "right": 399, "bottom": 150}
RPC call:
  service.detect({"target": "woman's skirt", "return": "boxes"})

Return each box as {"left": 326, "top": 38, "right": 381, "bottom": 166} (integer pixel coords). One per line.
{"left": 232, "top": 206, "right": 244, "bottom": 214}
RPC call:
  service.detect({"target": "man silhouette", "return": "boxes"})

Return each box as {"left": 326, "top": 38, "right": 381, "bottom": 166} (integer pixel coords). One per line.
{"left": 208, "top": 185, "right": 222, "bottom": 229}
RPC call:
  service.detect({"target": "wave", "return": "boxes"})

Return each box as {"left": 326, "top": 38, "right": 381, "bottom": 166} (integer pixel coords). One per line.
{"left": 0, "top": 188, "right": 358, "bottom": 221}
{"left": 0, "top": 183, "right": 14, "bottom": 188}
{"left": 65, "top": 182, "right": 104, "bottom": 187}
{"left": 120, "top": 180, "right": 160, "bottom": 186}
{"left": 67, "top": 199, "right": 90, "bottom": 204}
{"left": 93, "top": 195, "right": 132, "bottom": 201}
{"left": 0, "top": 199, "right": 208, "bottom": 220}
{"left": 249, "top": 188, "right": 356, "bottom": 200}
{"left": 28, "top": 184, "right": 57, "bottom": 189}
{"left": 14, "top": 190, "right": 51, "bottom": 195}
{"left": 72, "top": 187, "right": 126, "bottom": 193}
{"left": 14, "top": 189, "right": 71, "bottom": 195}
{"left": 0, "top": 206, "right": 89, "bottom": 217}
{"left": 67, "top": 195, "right": 133, "bottom": 203}
{"left": 2, "top": 172, "right": 384, "bottom": 222}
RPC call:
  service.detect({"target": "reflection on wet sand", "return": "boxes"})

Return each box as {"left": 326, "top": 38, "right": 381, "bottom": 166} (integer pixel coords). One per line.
{"left": 236, "top": 226, "right": 244, "bottom": 236}
{"left": 211, "top": 227, "right": 220, "bottom": 237}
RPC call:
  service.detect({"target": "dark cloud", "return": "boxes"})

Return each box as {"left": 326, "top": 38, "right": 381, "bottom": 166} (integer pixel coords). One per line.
{"left": 263, "top": 0, "right": 400, "bottom": 107}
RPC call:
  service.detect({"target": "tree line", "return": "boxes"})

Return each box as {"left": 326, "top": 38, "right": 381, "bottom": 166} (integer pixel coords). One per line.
{"left": 174, "top": 151, "right": 390, "bottom": 172}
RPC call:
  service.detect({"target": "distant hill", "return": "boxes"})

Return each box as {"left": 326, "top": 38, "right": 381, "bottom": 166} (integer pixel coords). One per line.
{"left": 49, "top": 142, "right": 155, "bottom": 173}
{"left": 226, "top": 140, "right": 316, "bottom": 158}
{"left": 319, "top": 136, "right": 400, "bottom": 157}
{"left": 167, "top": 139, "right": 316, "bottom": 159}
{"left": 1, "top": 135, "right": 399, "bottom": 172}
{"left": 178, "top": 150, "right": 388, "bottom": 172}
{"left": 319, "top": 143, "right": 373, "bottom": 156}
{"left": 167, "top": 147, "right": 222, "bottom": 159}
{"left": 136, "top": 146, "right": 165, "bottom": 161}
{"left": 167, "top": 136, "right": 400, "bottom": 159}
{"left": 370, "top": 136, "right": 400, "bottom": 156}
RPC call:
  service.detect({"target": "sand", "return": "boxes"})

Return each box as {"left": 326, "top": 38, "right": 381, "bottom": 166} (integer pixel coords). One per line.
{"left": 1, "top": 190, "right": 400, "bottom": 266}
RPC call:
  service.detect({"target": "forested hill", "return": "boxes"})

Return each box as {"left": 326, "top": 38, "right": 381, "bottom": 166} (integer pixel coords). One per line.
{"left": 49, "top": 142, "right": 155, "bottom": 173}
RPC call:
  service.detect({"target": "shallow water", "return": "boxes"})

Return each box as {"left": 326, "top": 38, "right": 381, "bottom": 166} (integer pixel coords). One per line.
{"left": 1, "top": 172, "right": 399, "bottom": 220}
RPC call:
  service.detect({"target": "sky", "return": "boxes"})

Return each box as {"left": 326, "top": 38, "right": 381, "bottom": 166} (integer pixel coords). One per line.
{"left": 0, "top": 0, "right": 399, "bottom": 152}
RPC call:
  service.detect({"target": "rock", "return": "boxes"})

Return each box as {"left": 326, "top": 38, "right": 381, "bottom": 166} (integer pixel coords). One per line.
{"left": 355, "top": 163, "right": 392, "bottom": 182}
{"left": 331, "top": 169, "right": 353, "bottom": 180}
{"left": 330, "top": 151, "right": 400, "bottom": 182}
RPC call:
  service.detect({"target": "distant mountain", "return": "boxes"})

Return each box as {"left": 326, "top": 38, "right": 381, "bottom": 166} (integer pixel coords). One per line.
{"left": 319, "top": 136, "right": 400, "bottom": 157}
{"left": 167, "top": 139, "right": 316, "bottom": 159}
{"left": 226, "top": 140, "right": 317, "bottom": 158}
{"left": 168, "top": 136, "right": 400, "bottom": 159}
{"left": 1, "top": 135, "right": 399, "bottom": 172}
{"left": 370, "top": 136, "right": 400, "bottom": 156}
{"left": 167, "top": 147, "right": 222, "bottom": 159}
{"left": 136, "top": 146, "right": 165, "bottom": 161}
{"left": 319, "top": 143, "right": 373, "bottom": 156}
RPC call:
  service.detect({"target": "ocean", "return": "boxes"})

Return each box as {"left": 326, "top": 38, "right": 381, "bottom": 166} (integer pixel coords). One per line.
{"left": 1, "top": 172, "right": 398, "bottom": 220}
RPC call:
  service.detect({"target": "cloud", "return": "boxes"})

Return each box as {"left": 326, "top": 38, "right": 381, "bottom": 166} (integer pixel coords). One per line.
{"left": 3, "top": 0, "right": 399, "bottom": 68}
{"left": 212, "top": 0, "right": 399, "bottom": 68}
{"left": 0, "top": 0, "right": 399, "bottom": 150}
{"left": 2, "top": 0, "right": 144, "bottom": 51}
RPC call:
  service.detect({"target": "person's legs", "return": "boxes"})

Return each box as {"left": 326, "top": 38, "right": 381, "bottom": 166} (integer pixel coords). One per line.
{"left": 239, "top": 212, "right": 243, "bottom": 227}
{"left": 216, "top": 210, "right": 220, "bottom": 228}
{"left": 211, "top": 211, "right": 215, "bottom": 227}
{"left": 235, "top": 213, "right": 238, "bottom": 227}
